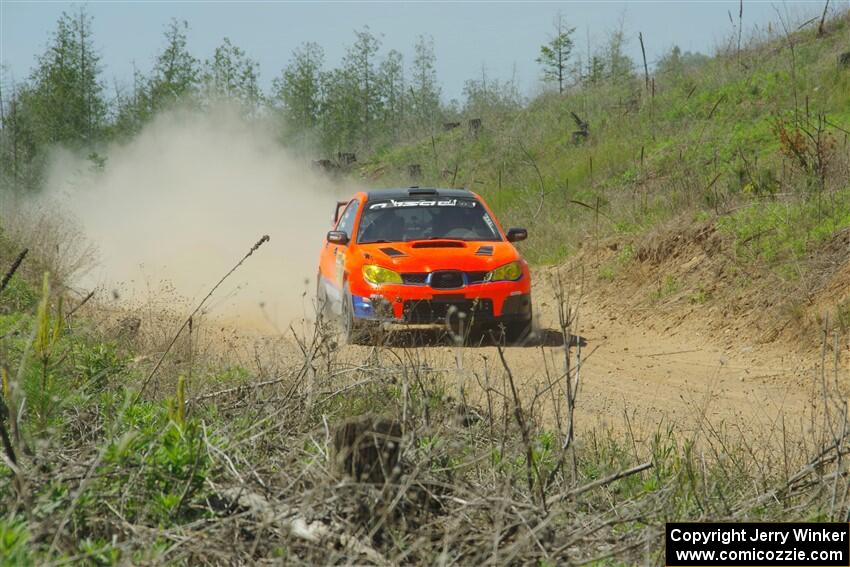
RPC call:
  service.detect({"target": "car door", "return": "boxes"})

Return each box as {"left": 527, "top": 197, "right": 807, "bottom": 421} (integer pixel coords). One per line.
{"left": 331, "top": 200, "right": 359, "bottom": 289}
{"left": 320, "top": 202, "right": 345, "bottom": 285}
{"left": 321, "top": 199, "right": 360, "bottom": 311}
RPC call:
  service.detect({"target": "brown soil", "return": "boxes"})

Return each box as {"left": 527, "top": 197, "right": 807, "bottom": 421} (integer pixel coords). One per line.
{"left": 336, "top": 268, "right": 822, "bottom": 441}
{"left": 129, "top": 216, "right": 845, "bottom": 440}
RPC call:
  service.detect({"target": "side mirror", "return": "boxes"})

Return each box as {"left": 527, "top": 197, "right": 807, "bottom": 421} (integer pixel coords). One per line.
{"left": 327, "top": 230, "right": 349, "bottom": 245}
{"left": 506, "top": 228, "right": 528, "bottom": 243}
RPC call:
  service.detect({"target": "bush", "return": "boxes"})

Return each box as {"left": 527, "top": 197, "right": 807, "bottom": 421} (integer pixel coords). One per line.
{"left": 0, "top": 517, "right": 32, "bottom": 567}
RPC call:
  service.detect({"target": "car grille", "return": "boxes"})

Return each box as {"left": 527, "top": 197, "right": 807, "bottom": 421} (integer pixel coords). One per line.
{"left": 401, "top": 270, "right": 490, "bottom": 288}
{"left": 403, "top": 298, "right": 493, "bottom": 324}
{"left": 430, "top": 270, "right": 464, "bottom": 289}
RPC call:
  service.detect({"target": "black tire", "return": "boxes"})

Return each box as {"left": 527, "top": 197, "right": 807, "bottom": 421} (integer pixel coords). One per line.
{"left": 341, "top": 284, "right": 378, "bottom": 345}
{"left": 316, "top": 273, "right": 330, "bottom": 320}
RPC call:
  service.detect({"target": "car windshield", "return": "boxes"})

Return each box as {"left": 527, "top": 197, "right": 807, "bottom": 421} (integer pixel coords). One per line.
{"left": 357, "top": 197, "right": 502, "bottom": 244}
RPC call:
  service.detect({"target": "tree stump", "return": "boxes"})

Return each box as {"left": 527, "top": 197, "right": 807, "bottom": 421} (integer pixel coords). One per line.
{"left": 337, "top": 152, "right": 357, "bottom": 166}
{"left": 570, "top": 111, "right": 589, "bottom": 145}
{"left": 332, "top": 415, "right": 403, "bottom": 484}
{"left": 407, "top": 164, "right": 422, "bottom": 180}
{"left": 468, "top": 118, "right": 482, "bottom": 136}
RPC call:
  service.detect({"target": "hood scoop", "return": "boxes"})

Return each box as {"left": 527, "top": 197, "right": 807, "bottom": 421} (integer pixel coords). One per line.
{"left": 475, "top": 245, "right": 494, "bottom": 256}
{"left": 380, "top": 247, "right": 406, "bottom": 257}
{"left": 411, "top": 240, "right": 466, "bottom": 249}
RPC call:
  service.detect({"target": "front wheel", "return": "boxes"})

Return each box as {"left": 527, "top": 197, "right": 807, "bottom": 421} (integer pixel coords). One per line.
{"left": 341, "top": 284, "right": 379, "bottom": 345}
{"left": 316, "top": 273, "right": 330, "bottom": 320}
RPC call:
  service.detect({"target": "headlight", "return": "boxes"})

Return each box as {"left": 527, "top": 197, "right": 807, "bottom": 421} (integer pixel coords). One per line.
{"left": 487, "top": 261, "right": 523, "bottom": 282}
{"left": 362, "top": 265, "right": 403, "bottom": 285}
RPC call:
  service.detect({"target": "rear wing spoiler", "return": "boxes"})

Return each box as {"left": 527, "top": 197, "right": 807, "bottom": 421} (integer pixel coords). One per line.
{"left": 333, "top": 200, "right": 349, "bottom": 224}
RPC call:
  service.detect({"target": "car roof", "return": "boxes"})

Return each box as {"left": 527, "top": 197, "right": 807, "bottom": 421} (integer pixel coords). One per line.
{"left": 365, "top": 187, "right": 476, "bottom": 201}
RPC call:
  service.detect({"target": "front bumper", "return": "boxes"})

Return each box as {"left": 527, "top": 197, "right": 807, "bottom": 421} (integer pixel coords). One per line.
{"left": 350, "top": 280, "right": 532, "bottom": 326}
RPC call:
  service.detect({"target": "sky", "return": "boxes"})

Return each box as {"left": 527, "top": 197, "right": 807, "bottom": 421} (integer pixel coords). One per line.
{"left": 0, "top": 1, "right": 839, "bottom": 102}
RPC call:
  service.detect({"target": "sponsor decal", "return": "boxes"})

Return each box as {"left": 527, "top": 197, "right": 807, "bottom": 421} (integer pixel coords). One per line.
{"left": 334, "top": 249, "right": 345, "bottom": 288}
{"left": 482, "top": 213, "right": 497, "bottom": 233}
{"left": 369, "top": 199, "right": 477, "bottom": 210}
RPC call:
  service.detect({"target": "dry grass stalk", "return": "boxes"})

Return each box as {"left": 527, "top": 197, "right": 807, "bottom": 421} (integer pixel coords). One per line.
{"left": 133, "top": 235, "right": 270, "bottom": 403}
{"left": 0, "top": 248, "right": 28, "bottom": 294}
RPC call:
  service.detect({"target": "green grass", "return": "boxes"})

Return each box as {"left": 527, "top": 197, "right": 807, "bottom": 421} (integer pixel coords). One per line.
{"left": 598, "top": 243, "right": 636, "bottom": 282}
{"left": 0, "top": 276, "right": 37, "bottom": 313}
{"left": 363, "top": 16, "right": 850, "bottom": 268}
{"left": 0, "top": 517, "right": 32, "bottom": 567}
{"left": 717, "top": 188, "right": 850, "bottom": 269}
{"left": 650, "top": 275, "right": 681, "bottom": 301}
{"left": 688, "top": 286, "right": 711, "bottom": 304}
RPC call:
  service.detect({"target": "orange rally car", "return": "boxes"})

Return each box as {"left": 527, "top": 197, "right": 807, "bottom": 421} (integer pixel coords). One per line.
{"left": 317, "top": 187, "right": 532, "bottom": 343}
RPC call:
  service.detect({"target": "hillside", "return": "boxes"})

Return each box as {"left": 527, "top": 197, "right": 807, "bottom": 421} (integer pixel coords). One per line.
{"left": 363, "top": 11, "right": 850, "bottom": 349}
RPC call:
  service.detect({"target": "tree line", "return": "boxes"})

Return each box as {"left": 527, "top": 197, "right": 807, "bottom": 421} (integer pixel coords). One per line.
{"left": 0, "top": 11, "right": 461, "bottom": 191}
{"left": 0, "top": 8, "right": 699, "bottom": 193}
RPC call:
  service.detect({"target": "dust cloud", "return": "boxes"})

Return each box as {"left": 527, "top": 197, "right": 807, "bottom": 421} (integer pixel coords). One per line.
{"left": 41, "top": 104, "right": 356, "bottom": 331}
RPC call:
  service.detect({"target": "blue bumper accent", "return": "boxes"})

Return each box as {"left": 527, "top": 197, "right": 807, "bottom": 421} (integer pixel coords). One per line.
{"left": 351, "top": 294, "right": 375, "bottom": 318}
{"left": 351, "top": 294, "right": 396, "bottom": 321}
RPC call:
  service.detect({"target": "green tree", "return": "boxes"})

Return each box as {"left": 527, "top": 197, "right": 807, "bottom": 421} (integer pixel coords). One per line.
{"left": 585, "top": 55, "right": 606, "bottom": 86}
{"left": 0, "top": 9, "right": 106, "bottom": 191}
{"left": 656, "top": 45, "right": 710, "bottom": 80}
{"left": 320, "top": 67, "right": 359, "bottom": 151}
{"left": 148, "top": 20, "right": 200, "bottom": 110}
{"left": 20, "top": 9, "right": 106, "bottom": 147}
{"left": 379, "top": 49, "right": 405, "bottom": 140}
{"left": 343, "top": 27, "right": 382, "bottom": 147}
{"left": 604, "top": 28, "right": 635, "bottom": 85}
{"left": 272, "top": 42, "right": 325, "bottom": 137}
{"left": 462, "top": 65, "right": 521, "bottom": 118}
{"left": 114, "top": 20, "right": 200, "bottom": 136}
{"left": 0, "top": 78, "right": 39, "bottom": 189}
{"left": 409, "top": 35, "right": 441, "bottom": 130}
{"left": 113, "top": 66, "right": 151, "bottom": 137}
{"left": 536, "top": 12, "right": 575, "bottom": 93}
{"left": 202, "top": 37, "right": 261, "bottom": 111}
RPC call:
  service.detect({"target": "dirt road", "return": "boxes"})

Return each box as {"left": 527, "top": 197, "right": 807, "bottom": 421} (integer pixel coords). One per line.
{"left": 341, "top": 275, "right": 818, "bottom": 440}
{"left": 539, "top": 292, "right": 814, "bottom": 437}
{"left": 214, "top": 269, "right": 819, "bottom": 441}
